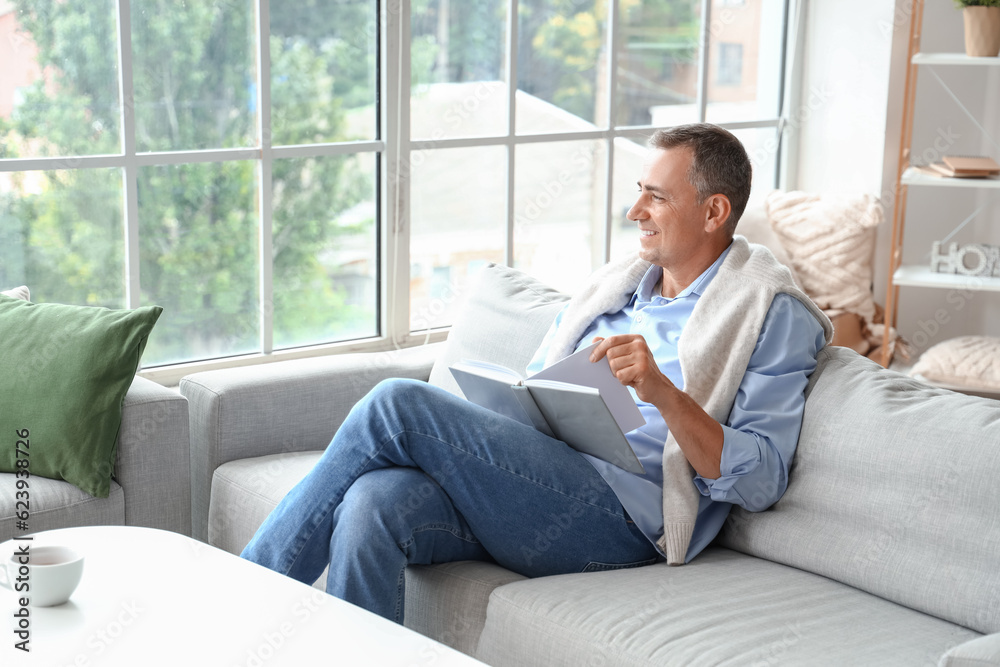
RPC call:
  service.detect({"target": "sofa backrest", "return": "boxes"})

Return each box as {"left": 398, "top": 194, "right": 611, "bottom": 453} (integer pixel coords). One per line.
{"left": 718, "top": 345, "right": 1000, "bottom": 635}
{"left": 428, "top": 263, "right": 569, "bottom": 396}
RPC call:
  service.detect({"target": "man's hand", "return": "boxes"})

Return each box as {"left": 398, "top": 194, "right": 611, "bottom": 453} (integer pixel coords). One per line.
{"left": 590, "top": 334, "right": 723, "bottom": 479}
{"left": 589, "top": 334, "right": 673, "bottom": 406}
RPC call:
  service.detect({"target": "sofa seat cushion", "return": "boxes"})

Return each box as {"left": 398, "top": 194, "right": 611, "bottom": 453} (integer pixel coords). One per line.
{"left": 208, "top": 451, "right": 323, "bottom": 556}
{"left": 405, "top": 561, "right": 527, "bottom": 657}
{"left": 0, "top": 474, "right": 124, "bottom": 538}
{"left": 475, "top": 548, "right": 980, "bottom": 667}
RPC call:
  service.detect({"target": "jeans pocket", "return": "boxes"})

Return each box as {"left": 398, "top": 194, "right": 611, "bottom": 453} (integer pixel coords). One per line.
{"left": 581, "top": 556, "right": 659, "bottom": 573}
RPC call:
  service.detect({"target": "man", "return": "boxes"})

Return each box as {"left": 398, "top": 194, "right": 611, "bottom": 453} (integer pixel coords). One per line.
{"left": 241, "top": 123, "right": 832, "bottom": 623}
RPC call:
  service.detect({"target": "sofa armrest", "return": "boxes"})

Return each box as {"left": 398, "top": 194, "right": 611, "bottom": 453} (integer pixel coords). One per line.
{"left": 939, "top": 633, "right": 1000, "bottom": 667}
{"left": 179, "top": 343, "right": 443, "bottom": 540}
{"left": 117, "top": 376, "right": 191, "bottom": 536}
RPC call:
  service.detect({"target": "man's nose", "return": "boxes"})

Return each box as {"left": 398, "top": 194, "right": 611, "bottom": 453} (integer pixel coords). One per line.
{"left": 626, "top": 199, "right": 645, "bottom": 221}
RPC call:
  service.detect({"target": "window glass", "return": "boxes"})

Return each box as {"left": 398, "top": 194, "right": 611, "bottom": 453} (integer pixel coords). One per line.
{"left": 705, "top": 0, "right": 784, "bottom": 124}
{"left": 131, "top": 0, "right": 255, "bottom": 152}
{"left": 138, "top": 162, "right": 259, "bottom": 366}
{"left": 0, "top": 168, "right": 124, "bottom": 307}
{"left": 616, "top": 0, "right": 702, "bottom": 129}
{"left": 272, "top": 154, "right": 378, "bottom": 349}
{"left": 271, "top": 0, "right": 378, "bottom": 144}
{"left": 609, "top": 136, "right": 651, "bottom": 261}
{"left": 411, "top": 0, "right": 508, "bottom": 140}
{"left": 514, "top": 140, "right": 606, "bottom": 292}
{"left": 516, "top": 0, "right": 608, "bottom": 134}
{"left": 0, "top": 1, "right": 121, "bottom": 158}
{"left": 410, "top": 146, "right": 507, "bottom": 331}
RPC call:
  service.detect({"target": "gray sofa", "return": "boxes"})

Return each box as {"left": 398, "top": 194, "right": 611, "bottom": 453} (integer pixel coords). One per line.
{"left": 179, "top": 262, "right": 1000, "bottom": 666}
{"left": 0, "top": 376, "right": 192, "bottom": 542}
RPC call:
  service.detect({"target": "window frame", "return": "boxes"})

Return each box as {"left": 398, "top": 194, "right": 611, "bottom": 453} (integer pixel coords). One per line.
{"left": 0, "top": 0, "right": 795, "bottom": 386}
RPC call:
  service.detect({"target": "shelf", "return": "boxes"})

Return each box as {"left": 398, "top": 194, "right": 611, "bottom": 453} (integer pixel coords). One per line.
{"left": 893, "top": 265, "right": 1000, "bottom": 292}
{"left": 912, "top": 52, "right": 1000, "bottom": 66}
{"left": 902, "top": 167, "right": 1000, "bottom": 188}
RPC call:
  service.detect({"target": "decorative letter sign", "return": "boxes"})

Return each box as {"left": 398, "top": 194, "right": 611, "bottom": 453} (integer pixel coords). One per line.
{"left": 930, "top": 242, "right": 1000, "bottom": 277}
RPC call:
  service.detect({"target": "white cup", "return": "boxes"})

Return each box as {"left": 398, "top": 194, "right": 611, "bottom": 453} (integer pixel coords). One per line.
{"left": 0, "top": 545, "right": 85, "bottom": 607}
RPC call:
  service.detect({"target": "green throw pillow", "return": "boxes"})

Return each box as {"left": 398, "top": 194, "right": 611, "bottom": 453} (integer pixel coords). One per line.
{"left": 0, "top": 295, "right": 163, "bottom": 498}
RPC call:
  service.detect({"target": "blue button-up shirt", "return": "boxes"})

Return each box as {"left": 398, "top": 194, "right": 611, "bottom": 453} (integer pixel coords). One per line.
{"left": 526, "top": 246, "right": 826, "bottom": 562}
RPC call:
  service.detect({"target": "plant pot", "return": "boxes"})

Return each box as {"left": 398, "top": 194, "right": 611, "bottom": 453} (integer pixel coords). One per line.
{"left": 963, "top": 7, "right": 1000, "bottom": 57}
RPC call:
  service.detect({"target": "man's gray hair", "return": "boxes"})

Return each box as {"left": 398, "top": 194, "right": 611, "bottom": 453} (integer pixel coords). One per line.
{"left": 648, "top": 123, "right": 752, "bottom": 236}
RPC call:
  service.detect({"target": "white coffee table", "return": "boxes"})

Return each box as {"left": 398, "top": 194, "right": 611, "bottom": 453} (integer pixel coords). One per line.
{"left": 0, "top": 526, "right": 487, "bottom": 666}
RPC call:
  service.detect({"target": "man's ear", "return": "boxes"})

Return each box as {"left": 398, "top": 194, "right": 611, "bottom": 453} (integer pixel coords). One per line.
{"left": 703, "top": 194, "right": 732, "bottom": 234}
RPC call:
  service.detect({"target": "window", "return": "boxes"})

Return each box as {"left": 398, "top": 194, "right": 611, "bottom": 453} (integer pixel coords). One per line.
{"left": 717, "top": 43, "right": 743, "bottom": 86}
{"left": 0, "top": 0, "right": 791, "bottom": 383}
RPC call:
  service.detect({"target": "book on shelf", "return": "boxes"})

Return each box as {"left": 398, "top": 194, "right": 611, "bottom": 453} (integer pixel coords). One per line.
{"left": 922, "top": 155, "right": 1000, "bottom": 179}
{"left": 449, "top": 342, "right": 647, "bottom": 474}
{"left": 942, "top": 155, "right": 1000, "bottom": 175}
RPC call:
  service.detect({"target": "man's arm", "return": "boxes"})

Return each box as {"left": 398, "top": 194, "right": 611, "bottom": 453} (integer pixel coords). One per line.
{"left": 590, "top": 334, "right": 724, "bottom": 479}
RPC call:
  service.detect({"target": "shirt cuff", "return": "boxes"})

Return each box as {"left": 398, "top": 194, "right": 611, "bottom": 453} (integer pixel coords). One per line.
{"left": 693, "top": 425, "right": 763, "bottom": 500}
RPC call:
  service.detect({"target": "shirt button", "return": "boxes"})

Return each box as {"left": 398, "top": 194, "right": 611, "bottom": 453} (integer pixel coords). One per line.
{"left": 635, "top": 314, "right": 644, "bottom": 323}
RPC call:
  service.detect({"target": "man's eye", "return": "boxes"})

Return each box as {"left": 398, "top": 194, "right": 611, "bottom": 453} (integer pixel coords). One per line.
{"left": 651, "top": 195, "right": 664, "bottom": 202}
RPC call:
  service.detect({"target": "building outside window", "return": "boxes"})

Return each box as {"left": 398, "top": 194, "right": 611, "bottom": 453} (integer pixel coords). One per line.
{"left": 717, "top": 42, "right": 744, "bottom": 86}
{"left": 0, "top": 0, "right": 790, "bottom": 382}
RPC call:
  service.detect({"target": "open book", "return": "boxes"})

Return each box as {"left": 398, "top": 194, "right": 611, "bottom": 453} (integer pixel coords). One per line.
{"left": 449, "top": 343, "right": 647, "bottom": 474}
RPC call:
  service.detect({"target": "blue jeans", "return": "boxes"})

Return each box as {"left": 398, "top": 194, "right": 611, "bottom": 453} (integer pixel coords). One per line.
{"left": 241, "top": 379, "right": 660, "bottom": 623}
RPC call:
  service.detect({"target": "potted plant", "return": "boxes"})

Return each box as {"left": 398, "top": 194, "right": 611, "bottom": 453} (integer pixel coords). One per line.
{"left": 955, "top": 0, "right": 1000, "bottom": 57}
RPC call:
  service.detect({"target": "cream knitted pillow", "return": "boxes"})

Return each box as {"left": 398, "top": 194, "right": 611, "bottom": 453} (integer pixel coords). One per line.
{"left": 765, "top": 190, "right": 881, "bottom": 322}
{"left": 910, "top": 336, "right": 1000, "bottom": 391}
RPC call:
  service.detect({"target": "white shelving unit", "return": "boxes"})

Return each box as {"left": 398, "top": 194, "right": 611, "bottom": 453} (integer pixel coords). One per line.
{"left": 882, "top": 0, "right": 1000, "bottom": 370}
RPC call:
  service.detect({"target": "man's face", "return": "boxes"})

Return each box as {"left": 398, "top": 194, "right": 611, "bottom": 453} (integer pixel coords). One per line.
{"left": 627, "top": 146, "right": 711, "bottom": 269}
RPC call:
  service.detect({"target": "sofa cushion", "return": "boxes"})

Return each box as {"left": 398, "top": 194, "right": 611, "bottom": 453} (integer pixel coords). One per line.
{"left": 208, "top": 451, "right": 324, "bottom": 556}
{"left": 475, "top": 547, "right": 980, "bottom": 667}
{"left": 428, "top": 263, "right": 568, "bottom": 397}
{"left": 0, "top": 474, "right": 124, "bottom": 539}
{"left": 718, "top": 346, "right": 1000, "bottom": 635}
{"left": 405, "top": 560, "right": 527, "bottom": 657}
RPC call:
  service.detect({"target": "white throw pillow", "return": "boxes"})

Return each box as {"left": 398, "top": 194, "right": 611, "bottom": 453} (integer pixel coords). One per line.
{"left": 910, "top": 336, "right": 1000, "bottom": 392}
{"left": 427, "top": 264, "right": 568, "bottom": 397}
{"left": 1, "top": 285, "right": 30, "bottom": 301}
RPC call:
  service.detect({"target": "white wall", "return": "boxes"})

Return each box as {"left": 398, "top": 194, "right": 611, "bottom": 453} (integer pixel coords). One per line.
{"left": 789, "top": 0, "right": 1000, "bottom": 362}
{"left": 788, "top": 0, "right": 899, "bottom": 196}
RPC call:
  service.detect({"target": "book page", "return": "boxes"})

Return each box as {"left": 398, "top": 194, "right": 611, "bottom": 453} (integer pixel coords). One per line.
{"left": 449, "top": 359, "right": 524, "bottom": 384}
{"left": 528, "top": 343, "right": 645, "bottom": 433}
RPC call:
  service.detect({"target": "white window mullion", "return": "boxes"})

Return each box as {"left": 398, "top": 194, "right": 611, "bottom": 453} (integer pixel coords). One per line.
{"left": 117, "top": 0, "right": 140, "bottom": 309}
{"left": 256, "top": 0, "right": 273, "bottom": 355}
{"left": 504, "top": 0, "right": 518, "bottom": 268}
{"left": 696, "top": 0, "right": 712, "bottom": 123}
{"left": 602, "top": 0, "right": 620, "bottom": 265}
{"left": 384, "top": 0, "right": 412, "bottom": 345}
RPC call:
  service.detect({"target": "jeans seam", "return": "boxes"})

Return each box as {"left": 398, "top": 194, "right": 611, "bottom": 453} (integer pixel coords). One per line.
{"left": 398, "top": 524, "right": 482, "bottom": 551}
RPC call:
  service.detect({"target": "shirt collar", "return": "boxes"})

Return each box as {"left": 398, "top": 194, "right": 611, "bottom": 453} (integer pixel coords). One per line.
{"left": 634, "top": 242, "right": 734, "bottom": 303}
